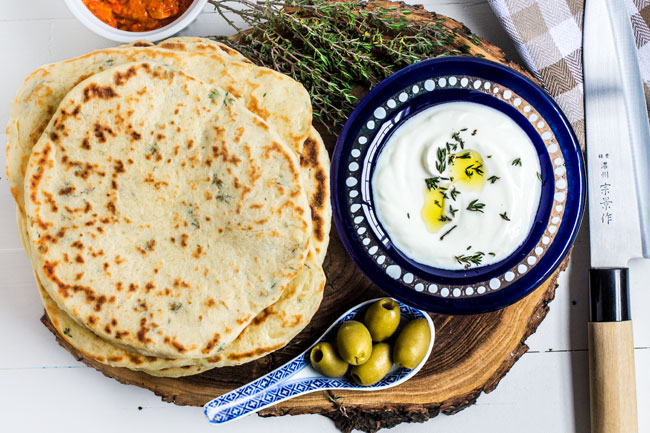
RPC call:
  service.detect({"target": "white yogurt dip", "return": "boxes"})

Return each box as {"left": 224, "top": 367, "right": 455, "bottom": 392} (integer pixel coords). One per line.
{"left": 372, "top": 101, "right": 542, "bottom": 270}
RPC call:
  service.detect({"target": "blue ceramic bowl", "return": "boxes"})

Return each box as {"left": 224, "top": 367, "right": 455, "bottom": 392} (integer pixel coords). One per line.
{"left": 331, "top": 57, "right": 585, "bottom": 315}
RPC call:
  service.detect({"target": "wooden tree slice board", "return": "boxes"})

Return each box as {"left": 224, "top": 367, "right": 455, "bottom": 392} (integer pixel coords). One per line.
{"left": 40, "top": 3, "right": 570, "bottom": 432}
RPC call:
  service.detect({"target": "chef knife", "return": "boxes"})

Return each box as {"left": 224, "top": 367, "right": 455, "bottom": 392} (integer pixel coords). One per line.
{"left": 583, "top": 0, "right": 649, "bottom": 432}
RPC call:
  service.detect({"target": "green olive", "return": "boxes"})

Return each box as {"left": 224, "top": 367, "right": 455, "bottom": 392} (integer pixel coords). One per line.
{"left": 336, "top": 320, "right": 372, "bottom": 365}
{"left": 363, "top": 298, "right": 401, "bottom": 342}
{"left": 393, "top": 318, "right": 431, "bottom": 369}
{"left": 349, "top": 343, "right": 393, "bottom": 386}
{"left": 309, "top": 342, "right": 349, "bottom": 378}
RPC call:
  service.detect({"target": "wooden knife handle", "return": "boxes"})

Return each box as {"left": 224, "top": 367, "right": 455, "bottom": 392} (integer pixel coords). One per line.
{"left": 588, "top": 322, "right": 638, "bottom": 433}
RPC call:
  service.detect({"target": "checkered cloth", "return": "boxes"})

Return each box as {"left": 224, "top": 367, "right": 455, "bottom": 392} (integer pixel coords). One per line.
{"left": 489, "top": 0, "right": 650, "bottom": 146}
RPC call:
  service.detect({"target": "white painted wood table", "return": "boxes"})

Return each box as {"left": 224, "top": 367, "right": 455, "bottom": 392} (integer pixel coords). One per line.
{"left": 0, "top": 1, "right": 648, "bottom": 432}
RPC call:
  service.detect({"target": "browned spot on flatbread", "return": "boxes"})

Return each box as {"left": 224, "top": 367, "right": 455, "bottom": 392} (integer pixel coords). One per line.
{"left": 82, "top": 83, "right": 117, "bottom": 102}
{"left": 218, "top": 44, "right": 240, "bottom": 57}
{"left": 226, "top": 343, "right": 285, "bottom": 361}
{"left": 137, "top": 317, "right": 152, "bottom": 343}
{"left": 58, "top": 185, "right": 75, "bottom": 196}
{"left": 113, "top": 66, "right": 137, "bottom": 86}
{"left": 201, "top": 333, "right": 221, "bottom": 354}
{"left": 300, "top": 137, "right": 319, "bottom": 168}
{"left": 127, "top": 353, "right": 144, "bottom": 365}
{"left": 159, "top": 42, "right": 185, "bottom": 50}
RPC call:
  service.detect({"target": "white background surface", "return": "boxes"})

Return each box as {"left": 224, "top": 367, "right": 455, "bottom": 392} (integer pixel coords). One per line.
{"left": 0, "top": 1, "right": 648, "bottom": 432}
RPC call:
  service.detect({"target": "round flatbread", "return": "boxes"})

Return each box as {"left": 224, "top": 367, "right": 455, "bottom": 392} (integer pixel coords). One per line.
{"left": 7, "top": 44, "right": 312, "bottom": 217}
{"left": 30, "top": 130, "right": 329, "bottom": 373}
{"left": 24, "top": 62, "right": 312, "bottom": 359}
{"left": 37, "top": 249, "right": 324, "bottom": 375}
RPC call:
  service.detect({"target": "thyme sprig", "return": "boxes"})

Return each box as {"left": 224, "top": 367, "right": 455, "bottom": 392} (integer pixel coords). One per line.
{"left": 425, "top": 176, "right": 448, "bottom": 190}
{"left": 208, "top": 0, "right": 482, "bottom": 131}
{"left": 455, "top": 252, "right": 484, "bottom": 267}
{"left": 466, "top": 199, "right": 485, "bottom": 213}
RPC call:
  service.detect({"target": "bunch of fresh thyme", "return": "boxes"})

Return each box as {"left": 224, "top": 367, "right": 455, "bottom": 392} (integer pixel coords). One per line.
{"left": 207, "top": 0, "right": 482, "bottom": 131}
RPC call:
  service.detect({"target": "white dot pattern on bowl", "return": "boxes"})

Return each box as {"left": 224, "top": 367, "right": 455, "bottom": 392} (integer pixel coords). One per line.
{"left": 342, "top": 74, "right": 568, "bottom": 299}
{"left": 386, "top": 265, "right": 401, "bottom": 279}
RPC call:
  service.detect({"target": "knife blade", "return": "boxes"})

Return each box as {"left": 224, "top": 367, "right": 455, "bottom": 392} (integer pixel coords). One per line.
{"left": 583, "top": 0, "right": 648, "bottom": 431}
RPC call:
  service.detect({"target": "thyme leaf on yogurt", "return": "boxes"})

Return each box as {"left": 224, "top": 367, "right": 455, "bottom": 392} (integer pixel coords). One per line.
{"left": 455, "top": 252, "right": 485, "bottom": 267}
{"left": 466, "top": 199, "right": 485, "bottom": 213}
{"left": 449, "top": 205, "right": 458, "bottom": 217}
{"left": 435, "top": 148, "right": 447, "bottom": 173}
{"left": 512, "top": 158, "right": 522, "bottom": 166}
{"left": 451, "top": 130, "right": 466, "bottom": 149}
{"left": 425, "top": 176, "right": 448, "bottom": 191}
{"left": 450, "top": 187, "right": 461, "bottom": 201}
{"left": 500, "top": 211, "right": 511, "bottom": 221}
{"left": 487, "top": 175, "right": 500, "bottom": 184}
{"left": 464, "top": 163, "right": 484, "bottom": 178}
{"left": 537, "top": 171, "right": 542, "bottom": 182}
{"left": 440, "top": 224, "right": 457, "bottom": 240}
{"left": 438, "top": 214, "right": 452, "bottom": 222}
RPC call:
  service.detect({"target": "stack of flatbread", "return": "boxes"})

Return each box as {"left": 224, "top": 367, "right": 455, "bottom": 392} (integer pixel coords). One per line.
{"left": 6, "top": 37, "right": 330, "bottom": 377}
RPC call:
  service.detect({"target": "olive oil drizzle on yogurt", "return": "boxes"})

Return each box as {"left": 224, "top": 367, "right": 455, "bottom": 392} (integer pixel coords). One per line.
{"left": 372, "top": 101, "right": 542, "bottom": 270}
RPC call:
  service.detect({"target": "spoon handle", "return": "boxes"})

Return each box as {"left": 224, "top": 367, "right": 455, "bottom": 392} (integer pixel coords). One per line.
{"left": 204, "top": 354, "right": 317, "bottom": 423}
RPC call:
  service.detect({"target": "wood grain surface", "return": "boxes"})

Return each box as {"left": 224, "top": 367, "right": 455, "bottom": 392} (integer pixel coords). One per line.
{"left": 39, "top": 3, "right": 570, "bottom": 432}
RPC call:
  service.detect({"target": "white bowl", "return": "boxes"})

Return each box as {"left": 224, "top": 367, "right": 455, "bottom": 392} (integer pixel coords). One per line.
{"left": 64, "top": 0, "right": 209, "bottom": 43}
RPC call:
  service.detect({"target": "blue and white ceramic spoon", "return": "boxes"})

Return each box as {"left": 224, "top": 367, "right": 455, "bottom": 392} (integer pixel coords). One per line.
{"left": 204, "top": 298, "right": 435, "bottom": 424}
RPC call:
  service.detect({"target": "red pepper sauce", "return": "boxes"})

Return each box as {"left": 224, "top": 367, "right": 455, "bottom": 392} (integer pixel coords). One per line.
{"left": 83, "top": 0, "right": 194, "bottom": 32}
